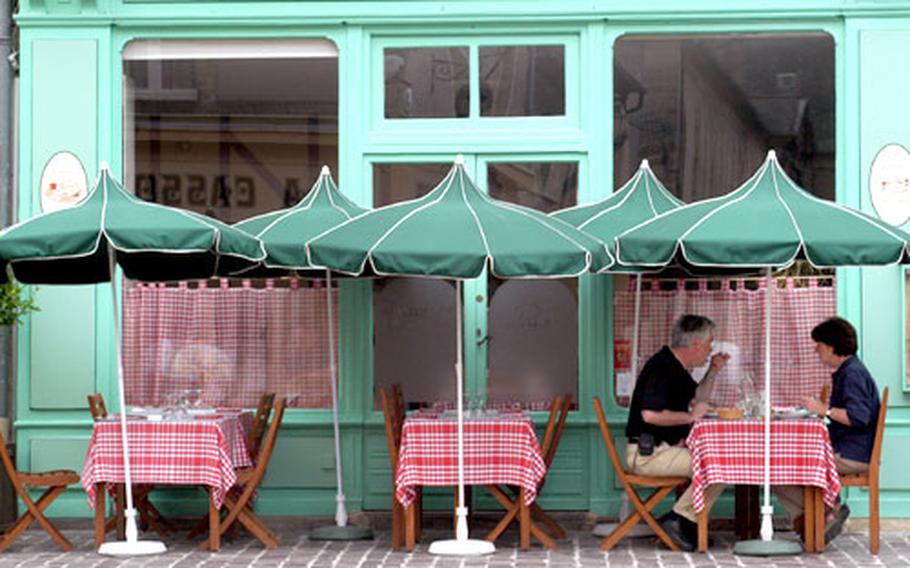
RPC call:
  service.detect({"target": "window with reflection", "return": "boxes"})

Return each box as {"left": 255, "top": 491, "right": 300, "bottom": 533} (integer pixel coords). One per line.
{"left": 614, "top": 33, "right": 834, "bottom": 202}
{"left": 479, "top": 45, "right": 565, "bottom": 117}
{"left": 372, "top": 163, "right": 456, "bottom": 409}
{"left": 384, "top": 47, "right": 470, "bottom": 118}
{"left": 123, "top": 40, "right": 339, "bottom": 224}
{"left": 487, "top": 162, "right": 579, "bottom": 408}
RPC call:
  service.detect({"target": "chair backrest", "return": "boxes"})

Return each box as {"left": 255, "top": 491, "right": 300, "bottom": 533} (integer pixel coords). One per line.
{"left": 543, "top": 394, "right": 573, "bottom": 468}
{"left": 87, "top": 393, "right": 108, "bottom": 421}
{"left": 247, "top": 393, "right": 276, "bottom": 459}
{"left": 869, "top": 387, "right": 889, "bottom": 476}
{"left": 0, "top": 428, "right": 18, "bottom": 485}
{"left": 391, "top": 383, "right": 405, "bottom": 442}
{"left": 379, "top": 387, "right": 401, "bottom": 473}
{"left": 249, "top": 397, "right": 286, "bottom": 483}
{"left": 538, "top": 394, "right": 563, "bottom": 459}
{"left": 592, "top": 396, "right": 631, "bottom": 486}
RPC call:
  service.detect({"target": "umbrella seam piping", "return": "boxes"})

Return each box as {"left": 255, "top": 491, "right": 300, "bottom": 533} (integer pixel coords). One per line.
{"left": 615, "top": 157, "right": 771, "bottom": 267}
{"left": 576, "top": 169, "right": 643, "bottom": 230}
{"left": 324, "top": 178, "right": 355, "bottom": 220}
{"left": 644, "top": 172, "right": 658, "bottom": 217}
{"left": 303, "top": 166, "right": 460, "bottom": 271}
{"left": 613, "top": 157, "right": 770, "bottom": 265}
{"left": 777, "top": 161, "right": 910, "bottom": 260}
{"left": 459, "top": 165, "right": 495, "bottom": 271}
{"left": 481, "top": 197, "right": 600, "bottom": 274}
{"left": 770, "top": 160, "right": 808, "bottom": 262}
{"left": 254, "top": 175, "right": 328, "bottom": 238}
{"left": 360, "top": 164, "right": 461, "bottom": 275}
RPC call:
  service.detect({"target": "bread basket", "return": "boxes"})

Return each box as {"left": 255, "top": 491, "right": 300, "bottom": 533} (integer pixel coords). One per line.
{"left": 716, "top": 407, "right": 745, "bottom": 420}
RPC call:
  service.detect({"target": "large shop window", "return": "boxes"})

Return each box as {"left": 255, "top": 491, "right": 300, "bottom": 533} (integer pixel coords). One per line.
{"left": 384, "top": 44, "right": 565, "bottom": 119}
{"left": 614, "top": 33, "right": 834, "bottom": 201}
{"left": 123, "top": 39, "right": 339, "bottom": 223}
{"left": 121, "top": 39, "right": 340, "bottom": 409}
{"left": 612, "top": 33, "right": 837, "bottom": 407}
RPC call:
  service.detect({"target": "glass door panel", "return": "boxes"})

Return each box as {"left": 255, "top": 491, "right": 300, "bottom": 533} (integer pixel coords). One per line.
{"left": 482, "top": 160, "right": 580, "bottom": 410}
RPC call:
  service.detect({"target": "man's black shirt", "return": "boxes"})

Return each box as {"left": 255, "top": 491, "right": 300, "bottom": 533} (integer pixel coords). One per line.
{"left": 625, "top": 346, "right": 697, "bottom": 446}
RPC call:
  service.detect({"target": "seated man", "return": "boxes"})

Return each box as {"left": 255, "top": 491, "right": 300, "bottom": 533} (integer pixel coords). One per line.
{"left": 775, "top": 317, "right": 881, "bottom": 544}
{"left": 625, "top": 314, "right": 729, "bottom": 551}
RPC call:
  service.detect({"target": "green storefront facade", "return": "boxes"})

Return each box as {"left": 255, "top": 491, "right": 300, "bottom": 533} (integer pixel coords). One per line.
{"left": 10, "top": 0, "right": 910, "bottom": 520}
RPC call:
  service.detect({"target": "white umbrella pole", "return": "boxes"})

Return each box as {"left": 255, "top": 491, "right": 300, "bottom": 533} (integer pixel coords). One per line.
{"left": 594, "top": 273, "right": 652, "bottom": 538}
{"left": 429, "top": 280, "right": 494, "bottom": 556}
{"left": 760, "top": 266, "right": 774, "bottom": 541}
{"left": 310, "top": 272, "right": 373, "bottom": 541}
{"left": 98, "top": 246, "right": 165, "bottom": 556}
{"left": 326, "top": 271, "right": 347, "bottom": 527}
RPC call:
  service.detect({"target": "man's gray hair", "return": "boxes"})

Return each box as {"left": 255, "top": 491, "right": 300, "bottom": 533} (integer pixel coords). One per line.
{"left": 671, "top": 315, "right": 716, "bottom": 348}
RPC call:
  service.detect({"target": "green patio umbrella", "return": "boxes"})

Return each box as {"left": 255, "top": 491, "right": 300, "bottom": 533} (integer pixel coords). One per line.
{"left": 0, "top": 163, "right": 266, "bottom": 557}
{"left": 552, "top": 159, "right": 684, "bottom": 539}
{"left": 0, "top": 166, "right": 265, "bottom": 285}
{"left": 615, "top": 150, "right": 910, "bottom": 556}
{"left": 234, "top": 166, "right": 372, "bottom": 541}
{"left": 307, "top": 156, "right": 612, "bottom": 556}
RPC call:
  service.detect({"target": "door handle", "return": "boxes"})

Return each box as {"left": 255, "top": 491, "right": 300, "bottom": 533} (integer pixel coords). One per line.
{"left": 476, "top": 335, "right": 492, "bottom": 347}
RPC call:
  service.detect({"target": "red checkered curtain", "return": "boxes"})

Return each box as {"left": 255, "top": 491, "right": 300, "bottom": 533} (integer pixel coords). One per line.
{"left": 122, "top": 279, "right": 337, "bottom": 409}
{"left": 613, "top": 277, "right": 836, "bottom": 407}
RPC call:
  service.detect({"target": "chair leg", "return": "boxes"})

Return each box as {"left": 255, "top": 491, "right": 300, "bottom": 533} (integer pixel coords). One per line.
{"left": 390, "top": 500, "right": 404, "bottom": 550}
{"left": 697, "top": 504, "right": 709, "bottom": 552}
{"left": 404, "top": 504, "right": 417, "bottom": 551}
{"left": 0, "top": 486, "right": 72, "bottom": 553}
{"left": 94, "top": 485, "right": 106, "bottom": 550}
{"left": 870, "top": 481, "right": 880, "bottom": 555}
{"left": 531, "top": 503, "right": 567, "bottom": 539}
{"left": 602, "top": 486, "right": 678, "bottom": 552}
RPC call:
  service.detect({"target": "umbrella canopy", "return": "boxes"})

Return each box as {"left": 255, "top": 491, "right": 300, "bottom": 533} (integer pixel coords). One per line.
{"left": 234, "top": 165, "right": 366, "bottom": 273}
{"left": 615, "top": 150, "right": 910, "bottom": 270}
{"left": 553, "top": 159, "right": 683, "bottom": 240}
{"left": 307, "top": 159, "right": 613, "bottom": 278}
{"left": 0, "top": 165, "right": 266, "bottom": 284}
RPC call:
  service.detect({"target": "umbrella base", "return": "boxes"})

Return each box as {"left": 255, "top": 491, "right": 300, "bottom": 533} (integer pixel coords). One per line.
{"left": 429, "top": 538, "right": 495, "bottom": 556}
{"left": 310, "top": 525, "right": 374, "bottom": 541}
{"left": 733, "top": 538, "right": 802, "bottom": 556}
{"left": 98, "top": 540, "right": 167, "bottom": 556}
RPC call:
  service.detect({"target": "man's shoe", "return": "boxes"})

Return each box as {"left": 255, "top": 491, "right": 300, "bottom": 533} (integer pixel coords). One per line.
{"left": 658, "top": 511, "right": 696, "bottom": 552}
{"left": 825, "top": 503, "right": 850, "bottom": 544}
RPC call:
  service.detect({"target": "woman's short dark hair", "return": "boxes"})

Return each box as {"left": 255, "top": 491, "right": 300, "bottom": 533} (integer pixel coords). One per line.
{"left": 811, "top": 317, "right": 858, "bottom": 356}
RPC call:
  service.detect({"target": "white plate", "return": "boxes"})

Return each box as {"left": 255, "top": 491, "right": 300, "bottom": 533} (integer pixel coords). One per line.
{"left": 187, "top": 408, "right": 217, "bottom": 415}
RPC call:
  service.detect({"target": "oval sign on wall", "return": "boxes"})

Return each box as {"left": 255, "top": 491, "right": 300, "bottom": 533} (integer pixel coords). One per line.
{"left": 39, "top": 151, "right": 88, "bottom": 213}
{"left": 870, "top": 143, "right": 910, "bottom": 227}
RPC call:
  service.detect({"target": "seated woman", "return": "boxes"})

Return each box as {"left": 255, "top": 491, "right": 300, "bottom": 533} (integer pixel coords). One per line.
{"left": 775, "top": 316, "right": 881, "bottom": 544}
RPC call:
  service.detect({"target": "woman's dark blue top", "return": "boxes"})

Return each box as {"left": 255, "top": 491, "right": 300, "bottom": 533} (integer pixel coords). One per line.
{"left": 828, "top": 355, "right": 881, "bottom": 464}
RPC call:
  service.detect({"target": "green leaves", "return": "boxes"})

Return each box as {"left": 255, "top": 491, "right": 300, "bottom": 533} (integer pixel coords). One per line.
{"left": 0, "top": 280, "right": 39, "bottom": 327}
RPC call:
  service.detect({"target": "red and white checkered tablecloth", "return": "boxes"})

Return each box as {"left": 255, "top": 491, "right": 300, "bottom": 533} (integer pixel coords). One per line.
{"left": 395, "top": 416, "right": 547, "bottom": 508}
{"left": 81, "top": 412, "right": 253, "bottom": 509}
{"left": 687, "top": 418, "right": 840, "bottom": 512}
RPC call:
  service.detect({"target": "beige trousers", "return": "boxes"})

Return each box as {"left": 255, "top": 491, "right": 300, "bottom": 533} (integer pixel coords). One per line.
{"left": 625, "top": 442, "right": 726, "bottom": 523}
{"left": 773, "top": 453, "right": 869, "bottom": 520}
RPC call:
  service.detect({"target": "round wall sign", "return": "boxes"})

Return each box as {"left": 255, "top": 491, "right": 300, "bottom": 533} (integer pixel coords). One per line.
{"left": 869, "top": 143, "right": 910, "bottom": 227}
{"left": 39, "top": 151, "right": 88, "bottom": 213}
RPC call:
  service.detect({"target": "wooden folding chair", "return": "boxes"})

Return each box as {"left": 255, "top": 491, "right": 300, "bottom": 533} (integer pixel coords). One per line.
{"left": 247, "top": 393, "right": 276, "bottom": 460}
{"left": 87, "top": 392, "right": 172, "bottom": 539}
{"left": 380, "top": 385, "right": 422, "bottom": 550}
{"left": 485, "top": 393, "right": 572, "bottom": 549}
{"left": 0, "top": 429, "right": 79, "bottom": 552}
{"left": 211, "top": 397, "right": 287, "bottom": 550}
{"left": 839, "top": 386, "right": 889, "bottom": 554}
{"left": 592, "top": 396, "right": 689, "bottom": 551}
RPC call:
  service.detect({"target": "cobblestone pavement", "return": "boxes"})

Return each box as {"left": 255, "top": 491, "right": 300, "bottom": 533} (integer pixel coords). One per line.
{"left": 0, "top": 516, "right": 908, "bottom": 567}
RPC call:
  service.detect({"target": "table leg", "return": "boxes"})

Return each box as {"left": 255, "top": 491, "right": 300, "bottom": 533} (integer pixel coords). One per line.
{"left": 94, "top": 484, "right": 105, "bottom": 550}
{"left": 114, "top": 484, "right": 125, "bottom": 540}
{"left": 814, "top": 487, "right": 825, "bottom": 552}
{"left": 405, "top": 505, "right": 417, "bottom": 551}
{"left": 208, "top": 487, "right": 220, "bottom": 552}
{"left": 519, "top": 488, "right": 530, "bottom": 551}
{"left": 803, "top": 486, "right": 815, "bottom": 552}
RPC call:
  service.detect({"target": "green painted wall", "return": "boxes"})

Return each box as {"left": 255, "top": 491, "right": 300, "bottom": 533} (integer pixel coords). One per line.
{"left": 12, "top": 0, "right": 910, "bottom": 519}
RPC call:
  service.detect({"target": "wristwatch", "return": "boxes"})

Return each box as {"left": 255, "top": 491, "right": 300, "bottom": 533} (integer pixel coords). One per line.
{"left": 825, "top": 407, "right": 833, "bottom": 419}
